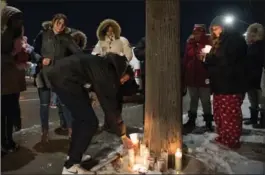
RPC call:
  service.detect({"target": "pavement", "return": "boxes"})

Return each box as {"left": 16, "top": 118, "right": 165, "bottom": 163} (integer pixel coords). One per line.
{"left": 2, "top": 81, "right": 265, "bottom": 174}
{"left": 2, "top": 83, "right": 145, "bottom": 174}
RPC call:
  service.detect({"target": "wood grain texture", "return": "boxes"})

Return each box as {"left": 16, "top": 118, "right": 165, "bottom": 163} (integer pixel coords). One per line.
{"left": 144, "top": 0, "right": 182, "bottom": 157}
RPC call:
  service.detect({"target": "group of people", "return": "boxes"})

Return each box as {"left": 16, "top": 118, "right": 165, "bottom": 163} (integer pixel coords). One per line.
{"left": 182, "top": 17, "right": 265, "bottom": 148}
{"left": 2, "top": 4, "right": 136, "bottom": 174}
{"left": 2, "top": 3, "right": 265, "bottom": 174}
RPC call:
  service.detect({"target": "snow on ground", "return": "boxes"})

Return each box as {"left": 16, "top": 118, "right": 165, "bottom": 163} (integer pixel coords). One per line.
{"left": 3, "top": 95, "right": 265, "bottom": 174}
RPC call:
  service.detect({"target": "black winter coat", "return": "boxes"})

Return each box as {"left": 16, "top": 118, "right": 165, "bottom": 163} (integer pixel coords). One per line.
{"left": 32, "top": 29, "right": 81, "bottom": 88}
{"left": 246, "top": 40, "right": 265, "bottom": 89}
{"left": 205, "top": 31, "right": 248, "bottom": 94}
{"left": 47, "top": 53, "right": 133, "bottom": 136}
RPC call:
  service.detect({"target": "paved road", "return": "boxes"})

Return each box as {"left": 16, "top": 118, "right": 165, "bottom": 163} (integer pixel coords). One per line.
{"left": 2, "top": 84, "right": 144, "bottom": 174}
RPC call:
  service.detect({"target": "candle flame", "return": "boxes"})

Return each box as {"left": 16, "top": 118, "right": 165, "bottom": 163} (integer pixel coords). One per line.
{"left": 175, "top": 148, "right": 182, "bottom": 158}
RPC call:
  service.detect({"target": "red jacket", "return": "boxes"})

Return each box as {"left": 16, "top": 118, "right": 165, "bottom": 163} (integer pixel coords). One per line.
{"left": 183, "top": 35, "right": 211, "bottom": 88}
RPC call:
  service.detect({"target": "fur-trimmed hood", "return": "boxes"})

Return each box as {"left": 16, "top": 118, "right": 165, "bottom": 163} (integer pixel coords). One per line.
{"left": 41, "top": 21, "right": 71, "bottom": 33}
{"left": 96, "top": 19, "right": 121, "bottom": 41}
{"left": 246, "top": 23, "right": 265, "bottom": 43}
{"left": 41, "top": 21, "right": 87, "bottom": 49}
{"left": 70, "top": 29, "right": 87, "bottom": 49}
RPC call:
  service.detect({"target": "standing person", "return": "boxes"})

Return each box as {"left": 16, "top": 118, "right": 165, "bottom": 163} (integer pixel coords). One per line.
{"left": 92, "top": 19, "right": 133, "bottom": 131}
{"left": 50, "top": 92, "right": 58, "bottom": 108}
{"left": 183, "top": 24, "right": 213, "bottom": 132}
{"left": 46, "top": 53, "right": 134, "bottom": 174}
{"left": 92, "top": 19, "right": 133, "bottom": 61}
{"left": 202, "top": 16, "right": 248, "bottom": 149}
{"left": 32, "top": 14, "right": 81, "bottom": 143}
{"left": 1, "top": 5, "right": 28, "bottom": 154}
{"left": 244, "top": 23, "right": 265, "bottom": 128}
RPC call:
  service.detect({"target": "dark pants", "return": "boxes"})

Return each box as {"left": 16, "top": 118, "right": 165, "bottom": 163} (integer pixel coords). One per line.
{"left": 38, "top": 88, "right": 72, "bottom": 130}
{"left": 188, "top": 87, "right": 212, "bottom": 115}
{"left": 247, "top": 89, "right": 265, "bottom": 110}
{"left": 1, "top": 93, "right": 20, "bottom": 148}
{"left": 54, "top": 88, "right": 99, "bottom": 167}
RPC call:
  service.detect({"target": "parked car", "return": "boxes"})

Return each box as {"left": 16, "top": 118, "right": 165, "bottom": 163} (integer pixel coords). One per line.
{"left": 129, "top": 47, "right": 143, "bottom": 93}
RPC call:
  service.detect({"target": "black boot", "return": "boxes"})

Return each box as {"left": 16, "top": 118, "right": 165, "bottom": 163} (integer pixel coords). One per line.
{"left": 184, "top": 111, "right": 197, "bottom": 131}
{"left": 203, "top": 114, "right": 214, "bottom": 132}
{"left": 244, "top": 107, "right": 258, "bottom": 125}
{"left": 253, "top": 110, "right": 265, "bottom": 129}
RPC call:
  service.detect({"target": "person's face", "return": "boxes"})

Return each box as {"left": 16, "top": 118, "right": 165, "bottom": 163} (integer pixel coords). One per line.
{"left": 53, "top": 19, "right": 66, "bottom": 34}
{"left": 211, "top": 25, "right": 223, "bottom": 38}
{"left": 193, "top": 31, "right": 203, "bottom": 41}
{"left": 106, "top": 26, "right": 114, "bottom": 37}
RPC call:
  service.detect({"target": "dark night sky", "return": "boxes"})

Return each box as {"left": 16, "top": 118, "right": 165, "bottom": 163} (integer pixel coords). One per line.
{"left": 7, "top": 0, "right": 265, "bottom": 54}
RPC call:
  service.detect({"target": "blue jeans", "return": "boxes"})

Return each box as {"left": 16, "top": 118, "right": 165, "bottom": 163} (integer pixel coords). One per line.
{"left": 38, "top": 88, "right": 72, "bottom": 130}
{"left": 50, "top": 91, "right": 58, "bottom": 106}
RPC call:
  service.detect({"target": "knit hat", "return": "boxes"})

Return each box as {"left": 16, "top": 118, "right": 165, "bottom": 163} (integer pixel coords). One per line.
{"left": 193, "top": 24, "right": 206, "bottom": 33}
{"left": 209, "top": 16, "right": 226, "bottom": 30}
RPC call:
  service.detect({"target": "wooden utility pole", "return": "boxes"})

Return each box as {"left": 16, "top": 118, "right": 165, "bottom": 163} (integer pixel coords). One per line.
{"left": 144, "top": 0, "right": 182, "bottom": 157}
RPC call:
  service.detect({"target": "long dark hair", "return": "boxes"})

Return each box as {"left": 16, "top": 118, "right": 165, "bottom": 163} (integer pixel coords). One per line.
{"left": 51, "top": 13, "right": 68, "bottom": 28}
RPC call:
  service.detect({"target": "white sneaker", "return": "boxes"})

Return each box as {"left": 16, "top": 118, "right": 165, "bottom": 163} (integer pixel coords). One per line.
{"left": 66, "top": 155, "right": 91, "bottom": 162}
{"left": 62, "top": 164, "right": 94, "bottom": 174}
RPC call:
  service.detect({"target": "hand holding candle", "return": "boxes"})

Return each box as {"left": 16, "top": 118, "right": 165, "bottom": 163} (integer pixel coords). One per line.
{"left": 201, "top": 45, "right": 212, "bottom": 54}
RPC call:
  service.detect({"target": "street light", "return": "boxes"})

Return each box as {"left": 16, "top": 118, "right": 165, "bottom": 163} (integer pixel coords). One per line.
{"left": 222, "top": 14, "right": 249, "bottom": 25}
{"left": 223, "top": 15, "right": 235, "bottom": 25}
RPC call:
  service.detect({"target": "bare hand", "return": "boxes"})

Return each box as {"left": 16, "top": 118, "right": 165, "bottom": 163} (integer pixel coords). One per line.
{"left": 120, "top": 74, "right": 130, "bottom": 84}
{"left": 42, "top": 58, "right": 51, "bottom": 66}
{"left": 121, "top": 136, "right": 134, "bottom": 149}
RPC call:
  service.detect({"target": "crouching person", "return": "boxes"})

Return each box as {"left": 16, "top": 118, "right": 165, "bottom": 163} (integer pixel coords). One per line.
{"left": 46, "top": 52, "right": 133, "bottom": 174}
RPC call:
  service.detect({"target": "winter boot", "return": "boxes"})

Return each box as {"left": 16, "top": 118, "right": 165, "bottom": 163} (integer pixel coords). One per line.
{"left": 203, "top": 114, "right": 214, "bottom": 132}
{"left": 41, "top": 129, "right": 49, "bottom": 143}
{"left": 253, "top": 110, "right": 265, "bottom": 129}
{"left": 244, "top": 107, "right": 258, "bottom": 125}
{"left": 184, "top": 111, "right": 197, "bottom": 132}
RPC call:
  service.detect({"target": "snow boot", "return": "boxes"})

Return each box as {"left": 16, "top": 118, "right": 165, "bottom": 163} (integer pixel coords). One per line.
{"left": 203, "top": 114, "right": 214, "bottom": 132}
{"left": 253, "top": 110, "right": 265, "bottom": 129}
{"left": 184, "top": 111, "right": 197, "bottom": 132}
{"left": 244, "top": 107, "right": 258, "bottom": 125}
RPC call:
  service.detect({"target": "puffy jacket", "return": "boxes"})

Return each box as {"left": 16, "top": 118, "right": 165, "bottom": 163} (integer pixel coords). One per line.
{"left": 204, "top": 31, "right": 248, "bottom": 94}
{"left": 32, "top": 21, "right": 81, "bottom": 88}
{"left": 183, "top": 35, "right": 211, "bottom": 88}
{"left": 1, "top": 6, "right": 26, "bottom": 95}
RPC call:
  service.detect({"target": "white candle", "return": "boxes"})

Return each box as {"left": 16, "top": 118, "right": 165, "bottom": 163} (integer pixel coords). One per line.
{"left": 128, "top": 148, "right": 135, "bottom": 167}
{"left": 161, "top": 151, "right": 168, "bottom": 170}
{"left": 143, "top": 148, "right": 150, "bottom": 168}
{"left": 140, "top": 143, "right": 146, "bottom": 157}
{"left": 175, "top": 148, "right": 182, "bottom": 171}
{"left": 129, "top": 133, "right": 139, "bottom": 145}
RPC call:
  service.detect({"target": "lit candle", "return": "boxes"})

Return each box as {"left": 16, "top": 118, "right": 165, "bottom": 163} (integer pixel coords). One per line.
{"left": 175, "top": 148, "right": 182, "bottom": 171}
{"left": 143, "top": 148, "right": 150, "bottom": 168}
{"left": 140, "top": 143, "right": 146, "bottom": 157}
{"left": 128, "top": 148, "right": 135, "bottom": 167}
{"left": 129, "top": 133, "right": 139, "bottom": 145}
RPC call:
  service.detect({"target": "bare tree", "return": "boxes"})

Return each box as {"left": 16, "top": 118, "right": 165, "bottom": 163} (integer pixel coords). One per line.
{"left": 144, "top": 0, "right": 182, "bottom": 157}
